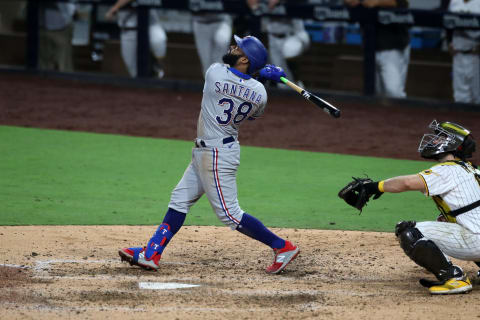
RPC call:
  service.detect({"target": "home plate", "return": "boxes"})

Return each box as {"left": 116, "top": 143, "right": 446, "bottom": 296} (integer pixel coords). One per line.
{"left": 138, "top": 282, "right": 200, "bottom": 290}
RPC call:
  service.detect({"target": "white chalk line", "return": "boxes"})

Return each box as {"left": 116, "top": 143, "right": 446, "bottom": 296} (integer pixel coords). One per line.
{"left": 26, "top": 259, "right": 198, "bottom": 281}
{"left": 33, "top": 259, "right": 187, "bottom": 270}
{"left": 0, "top": 302, "right": 146, "bottom": 313}
{"left": 139, "top": 282, "right": 201, "bottom": 290}
{"left": 32, "top": 259, "right": 187, "bottom": 275}
{"left": 215, "top": 288, "right": 376, "bottom": 297}
{"left": 33, "top": 259, "right": 117, "bottom": 272}
{"left": 217, "top": 288, "right": 319, "bottom": 295}
{"left": 33, "top": 274, "right": 150, "bottom": 281}
{"left": 0, "top": 302, "right": 270, "bottom": 313}
{"left": 0, "top": 263, "right": 29, "bottom": 269}
{"left": 31, "top": 274, "right": 204, "bottom": 282}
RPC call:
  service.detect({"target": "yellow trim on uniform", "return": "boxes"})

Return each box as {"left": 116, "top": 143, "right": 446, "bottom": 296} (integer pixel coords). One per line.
{"left": 418, "top": 162, "right": 460, "bottom": 197}
{"left": 432, "top": 195, "right": 456, "bottom": 223}
{"left": 378, "top": 180, "right": 385, "bottom": 193}
{"left": 417, "top": 173, "right": 429, "bottom": 196}
{"left": 441, "top": 123, "right": 469, "bottom": 136}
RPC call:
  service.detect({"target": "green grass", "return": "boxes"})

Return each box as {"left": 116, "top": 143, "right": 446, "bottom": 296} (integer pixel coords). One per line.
{"left": 0, "top": 125, "right": 437, "bottom": 231}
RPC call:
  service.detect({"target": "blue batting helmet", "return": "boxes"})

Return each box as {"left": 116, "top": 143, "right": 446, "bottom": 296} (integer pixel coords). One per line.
{"left": 234, "top": 35, "right": 268, "bottom": 74}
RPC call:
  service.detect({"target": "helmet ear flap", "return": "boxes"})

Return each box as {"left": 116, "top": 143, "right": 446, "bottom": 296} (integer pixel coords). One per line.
{"left": 456, "top": 135, "right": 476, "bottom": 160}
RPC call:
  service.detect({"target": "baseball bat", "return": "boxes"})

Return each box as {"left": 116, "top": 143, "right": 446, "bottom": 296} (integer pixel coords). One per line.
{"left": 280, "top": 77, "right": 341, "bottom": 118}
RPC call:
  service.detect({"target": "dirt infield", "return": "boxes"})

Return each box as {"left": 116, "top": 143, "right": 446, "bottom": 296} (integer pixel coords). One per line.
{"left": 1, "top": 226, "right": 480, "bottom": 320}
{"left": 2, "top": 73, "right": 480, "bottom": 319}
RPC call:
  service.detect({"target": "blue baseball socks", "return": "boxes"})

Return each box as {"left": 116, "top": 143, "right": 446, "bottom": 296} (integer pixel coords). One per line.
{"left": 144, "top": 207, "right": 186, "bottom": 258}
{"left": 236, "top": 213, "right": 285, "bottom": 249}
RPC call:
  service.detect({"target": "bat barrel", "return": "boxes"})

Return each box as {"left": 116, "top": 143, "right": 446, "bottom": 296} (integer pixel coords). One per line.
{"left": 280, "top": 77, "right": 341, "bottom": 119}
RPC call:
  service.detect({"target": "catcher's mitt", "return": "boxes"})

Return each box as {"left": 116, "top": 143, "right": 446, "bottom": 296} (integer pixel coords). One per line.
{"left": 338, "top": 177, "right": 383, "bottom": 212}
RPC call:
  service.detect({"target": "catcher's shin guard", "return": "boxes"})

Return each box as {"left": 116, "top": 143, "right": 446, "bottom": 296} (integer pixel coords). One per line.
{"left": 395, "top": 221, "right": 459, "bottom": 281}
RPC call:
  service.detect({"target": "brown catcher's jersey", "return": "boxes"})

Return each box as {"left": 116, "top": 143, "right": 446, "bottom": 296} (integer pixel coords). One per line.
{"left": 418, "top": 161, "right": 480, "bottom": 233}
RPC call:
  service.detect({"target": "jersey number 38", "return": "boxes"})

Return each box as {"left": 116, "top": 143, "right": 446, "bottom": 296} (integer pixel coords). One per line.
{"left": 216, "top": 98, "right": 253, "bottom": 125}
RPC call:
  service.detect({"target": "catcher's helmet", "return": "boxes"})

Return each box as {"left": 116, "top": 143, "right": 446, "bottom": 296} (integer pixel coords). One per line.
{"left": 418, "top": 120, "right": 476, "bottom": 160}
{"left": 234, "top": 35, "right": 267, "bottom": 74}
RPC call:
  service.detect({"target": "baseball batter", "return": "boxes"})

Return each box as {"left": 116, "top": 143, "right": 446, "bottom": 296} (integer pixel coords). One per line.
{"left": 119, "top": 35, "right": 300, "bottom": 274}
{"left": 448, "top": 0, "right": 480, "bottom": 104}
{"left": 340, "top": 120, "right": 480, "bottom": 294}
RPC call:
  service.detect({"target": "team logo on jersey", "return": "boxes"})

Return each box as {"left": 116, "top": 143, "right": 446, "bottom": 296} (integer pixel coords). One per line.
{"left": 137, "top": 0, "right": 162, "bottom": 5}
{"left": 444, "top": 14, "right": 480, "bottom": 29}
{"left": 378, "top": 10, "right": 414, "bottom": 25}
{"left": 189, "top": 0, "right": 224, "bottom": 12}
{"left": 313, "top": 7, "right": 350, "bottom": 21}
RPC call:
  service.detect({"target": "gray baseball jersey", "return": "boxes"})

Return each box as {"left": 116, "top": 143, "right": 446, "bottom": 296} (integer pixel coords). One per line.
{"left": 197, "top": 63, "right": 267, "bottom": 141}
{"left": 169, "top": 63, "right": 267, "bottom": 228}
{"left": 416, "top": 161, "right": 480, "bottom": 261}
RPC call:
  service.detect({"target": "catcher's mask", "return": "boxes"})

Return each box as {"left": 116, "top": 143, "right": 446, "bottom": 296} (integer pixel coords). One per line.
{"left": 418, "top": 120, "right": 476, "bottom": 160}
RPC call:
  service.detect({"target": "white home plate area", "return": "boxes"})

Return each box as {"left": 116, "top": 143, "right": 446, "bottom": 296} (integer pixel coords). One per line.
{"left": 138, "top": 282, "right": 200, "bottom": 290}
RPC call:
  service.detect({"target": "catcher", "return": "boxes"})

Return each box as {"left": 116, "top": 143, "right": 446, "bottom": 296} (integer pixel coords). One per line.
{"left": 339, "top": 120, "right": 480, "bottom": 295}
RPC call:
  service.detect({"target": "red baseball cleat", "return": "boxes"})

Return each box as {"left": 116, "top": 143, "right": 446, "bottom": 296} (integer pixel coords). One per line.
{"left": 119, "top": 247, "right": 161, "bottom": 271}
{"left": 266, "top": 240, "right": 300, "bottom": 274}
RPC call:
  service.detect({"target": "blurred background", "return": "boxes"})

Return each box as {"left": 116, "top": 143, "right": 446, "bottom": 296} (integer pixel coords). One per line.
{"left": 0, "top": 0, "right": 478, "bottom": 105}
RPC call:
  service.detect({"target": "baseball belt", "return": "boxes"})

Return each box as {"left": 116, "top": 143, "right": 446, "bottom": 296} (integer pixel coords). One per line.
{"left": 195, "top": 136, "right": 235, "bottom": 148}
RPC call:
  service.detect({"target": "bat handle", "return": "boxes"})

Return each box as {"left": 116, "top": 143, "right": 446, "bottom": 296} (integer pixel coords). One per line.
{"left": 280, "top": 76, "right": 303, "bottom": 94}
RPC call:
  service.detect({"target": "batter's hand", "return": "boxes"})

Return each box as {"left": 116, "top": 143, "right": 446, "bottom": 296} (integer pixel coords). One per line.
{"left": 259, "top": 64, "right": 286, "bottom": 83}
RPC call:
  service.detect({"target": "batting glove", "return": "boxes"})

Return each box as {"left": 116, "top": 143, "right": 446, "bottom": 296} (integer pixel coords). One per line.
{"left": 259, "top": 64, "right": 286, "bottom": 83}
